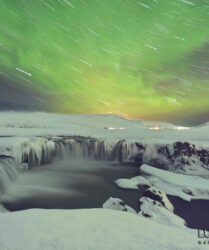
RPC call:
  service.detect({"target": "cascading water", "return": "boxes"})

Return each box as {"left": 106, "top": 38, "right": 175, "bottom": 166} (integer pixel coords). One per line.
{"left": 0, "top": 137, "right": 56, "bottom": 201}
{"left": 0, "top": 157, "right": 21, "bottom": 195}
{"left": 53, "top": 137, "right": 145, "bottom": 163}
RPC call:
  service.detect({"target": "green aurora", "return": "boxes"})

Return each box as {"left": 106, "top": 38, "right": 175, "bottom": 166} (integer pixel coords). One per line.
{"left": 0, "top": 0, "right": 209, "bottom": 124}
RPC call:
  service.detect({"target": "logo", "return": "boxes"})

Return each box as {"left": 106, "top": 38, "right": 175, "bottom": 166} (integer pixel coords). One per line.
{"left": 198, "top": 229, "right": 209, "bottom": 245}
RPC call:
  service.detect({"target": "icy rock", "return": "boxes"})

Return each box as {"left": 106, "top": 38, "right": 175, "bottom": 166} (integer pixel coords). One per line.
{"left": 142, "top": 142, "right": 209, "bottom": 172}
{"left": 103, "top": 197, "right": 136, "bottom": 214}
{"left": 115, "top": 176, "right": 150, "bottom": 189}
{"left": 115, "top": 179, "right": 139, "bottom": 189}
{"left": 144, "top": 186, "right": 174, "bottom": 212}
{"left": 142, "top": 144, "right": 171, "bottom": 169}
{"left": 0, "top": 137, "right": 56, "bottom": 167}
{"left": 138, "top": 197, "right": 186, "bottom": 228}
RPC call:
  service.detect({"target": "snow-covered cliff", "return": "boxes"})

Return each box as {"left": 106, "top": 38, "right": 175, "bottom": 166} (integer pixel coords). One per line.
{"left": 1, "top": 136, "right": 209, "bottom": 179}
{"left": 0, "top": 112, "right": 209, "bottom": 201}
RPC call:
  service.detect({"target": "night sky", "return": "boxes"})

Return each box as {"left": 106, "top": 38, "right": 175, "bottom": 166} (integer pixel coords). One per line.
{"left": 0, "top": 0, "right": 209, "bottom": 125}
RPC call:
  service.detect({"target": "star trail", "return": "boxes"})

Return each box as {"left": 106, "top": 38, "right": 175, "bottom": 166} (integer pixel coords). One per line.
{"left": 0, "top": 0, "right": 209, "bottom": 124}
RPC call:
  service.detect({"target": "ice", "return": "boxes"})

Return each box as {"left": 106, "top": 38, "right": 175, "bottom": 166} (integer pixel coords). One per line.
{"left": 115, "top": 176, "right": 150, "bottom": 189}
{"left": 0, "top": 137, "right": 55, "bottom": 166}
{"left": 0, "top": 137, "right": 56, "bottom": 198}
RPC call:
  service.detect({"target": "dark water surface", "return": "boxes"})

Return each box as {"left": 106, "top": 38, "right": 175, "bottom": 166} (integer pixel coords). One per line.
{"left": 1, "top": 159, "right": 144, "bottom": 211}
{"left": 1, "top": 159, "right": 209, "bottom": 231}
{"left": 169, "top": 196, "right": 209, "bottom": 231}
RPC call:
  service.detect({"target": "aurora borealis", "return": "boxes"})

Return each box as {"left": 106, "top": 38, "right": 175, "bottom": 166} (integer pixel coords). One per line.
{"left": 0, "top": 0, "right": 209, "bottom": 124}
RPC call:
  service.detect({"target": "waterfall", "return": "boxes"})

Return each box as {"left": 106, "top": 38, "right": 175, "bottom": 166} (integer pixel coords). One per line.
{"left": 0, "top": 157, "right": 20, "bottom": 195}
{"left": 1, "top": 135, "right": 209, "bottom": 203}
{"left": 53, "top": 137, "right": 146, "bottom": 164}
{"left": 0, "top": 137, "right": 56, "bottom": 201}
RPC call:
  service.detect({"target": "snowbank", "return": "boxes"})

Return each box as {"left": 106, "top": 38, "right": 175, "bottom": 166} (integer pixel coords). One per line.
{"left": 103, "top": 197, "right": 137, "bottom": 214}
{"left": 144, "top": 186, "right": 174, "bottom": 212}
{"left": 139, "top": 197, "right": 185, "bottom": 228}
{"left": 117, "top": 164, "right": 209, "bottom": 201}
{"left": 0, "top": 208, "right": 203, "bottom": 250}
{"left": 141, "top": 164, "right": 209, "bottom": 201}
{"left": 115, "top": 175, "right": 150, "bottom": 189}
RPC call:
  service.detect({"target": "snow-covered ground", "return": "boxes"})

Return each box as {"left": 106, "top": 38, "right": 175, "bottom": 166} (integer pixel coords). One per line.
{"left": 0, "top": 208, "right": 204, "bottom": 250}
{"left": 0, "top": 111, "right": 209, "bottom": 144}
{"left": 138, "top": 196, "right": 185, "bottom": 227}
{"left": 0, "top": 112, "right": 208, "bottom": 250}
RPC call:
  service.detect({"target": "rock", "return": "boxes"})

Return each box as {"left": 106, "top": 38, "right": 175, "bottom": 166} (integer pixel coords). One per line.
{"left": 144, "top": 186, "right": 174, "bottom": 212}
{"left": 138, "top": 197, "right": 186, "bottom": 227}
{"left": 103, "top": 197, "right": 137, "bottom": 214}
{"left": 142, "top": 142, "right": 209, "bottom": 172}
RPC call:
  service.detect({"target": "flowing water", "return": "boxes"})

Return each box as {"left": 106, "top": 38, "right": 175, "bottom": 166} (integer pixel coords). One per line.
{"left": 1, "top": 159, "right": 144, "bottom": 211}
{"left": 1, "top": 157, "right": 209, "bottom": 231}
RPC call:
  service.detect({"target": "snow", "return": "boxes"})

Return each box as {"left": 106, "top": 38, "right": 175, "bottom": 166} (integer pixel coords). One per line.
{"left": 103, "top": 197, "right": 137, "bottom": 214}
{"left": 0, "top": 114, "right": 209, "bottom": 204}
{"left": 0, "top": 204, "right": 8, "bottom": 213}
{"left": 0, "top": 208, "right": 203, "bottom": 250}
{"left": 116, "top": 164, "right": 209, "bottom": 201}
{"left": 0, "top": 112, "right": 209, "bottom": 175}
{"left": 0, "top": 111, "right": 209, "bottom": 145}
{"left": 115, "top": 176, "right": 150, "bottom": 189}
{"left": 0, "top": 137, "right": 55, "bottom": 166}
{"left": 0, "top": 112, "right": 208, "bottom": 249}
{"left": 144, "top": 186, "right": 174, "bottom": 212}
{"left": 142, "top": 143, "right": 170, "bottom": 167}
{"left": 139, "top": 197, "right": 186, "bottom": 228}
{"left": 141, "top": 164, "right": 209, "bottom": 201}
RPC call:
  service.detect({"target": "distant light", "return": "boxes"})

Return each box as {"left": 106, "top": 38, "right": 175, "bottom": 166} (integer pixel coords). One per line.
{"left": 104, "top": 127, "right": 124, "bottom": 130}
{"left": 149, "top": 126, "right": 163, "bottom": 130}
{"left": 149, "top": 125, "right": 190, "bottom": 131}
{"left": 175, "top": 126, "right": 189, "bottom": 130}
